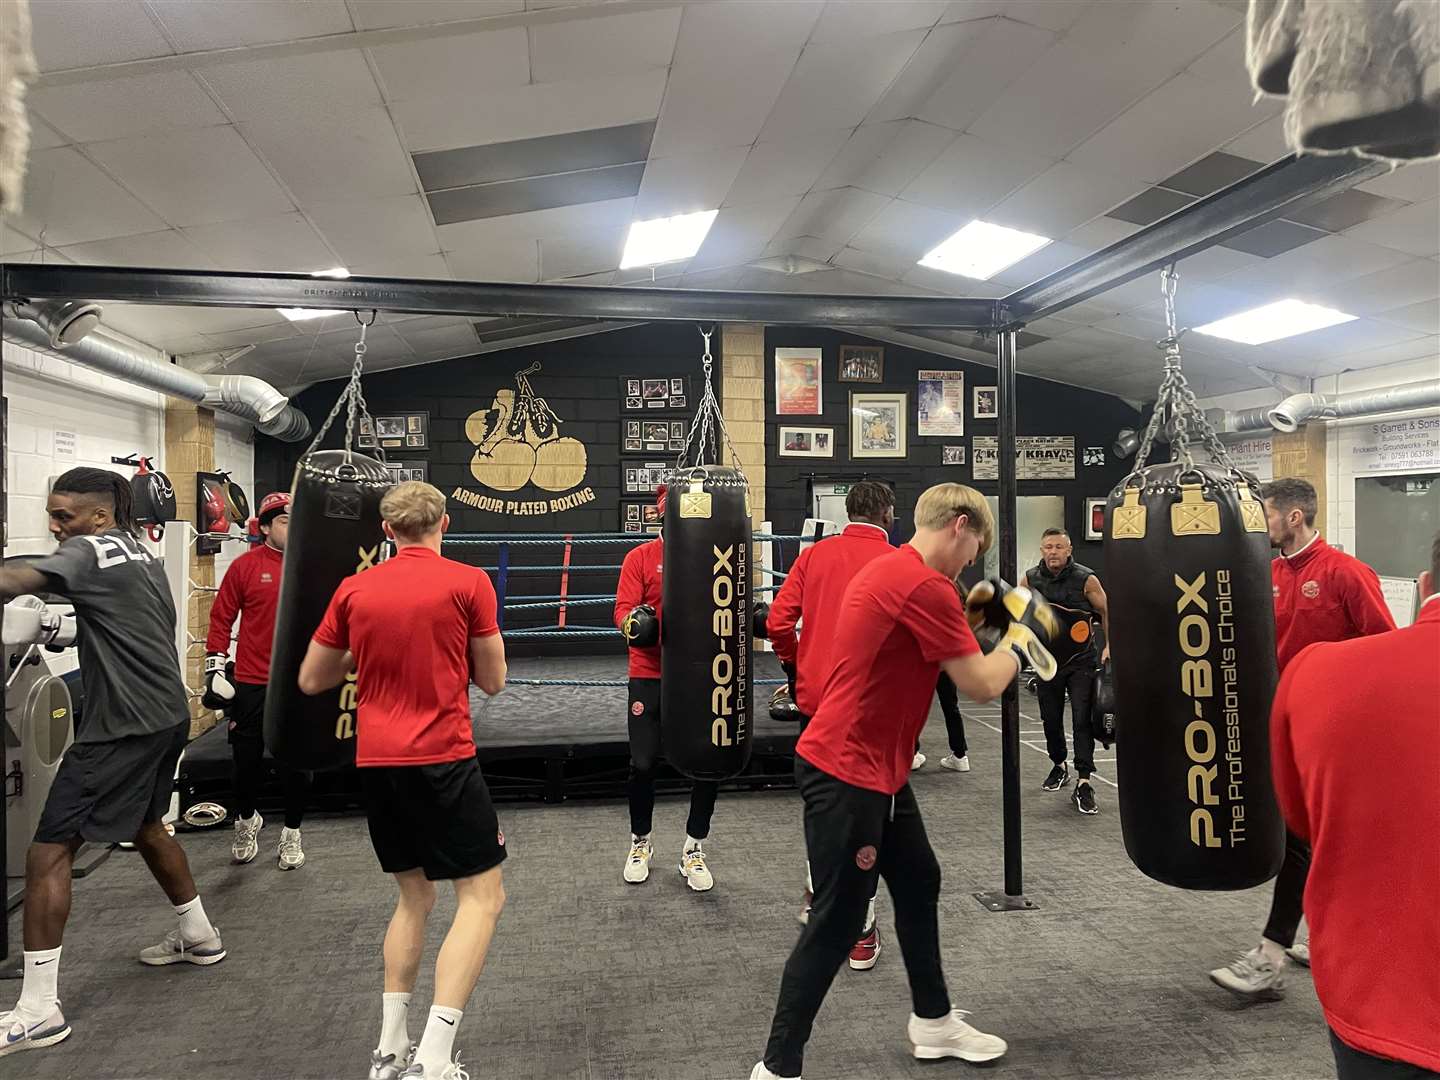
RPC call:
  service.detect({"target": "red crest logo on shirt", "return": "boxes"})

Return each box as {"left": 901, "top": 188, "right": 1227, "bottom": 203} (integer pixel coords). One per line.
{"left": 1273, "top": 584, "right": 1281, "bottom": 598}
{"left": 1302, "top": 580, "right": 1320, "bottom": 599}
{"left": 260, "top": 572, "right": 273, "bottom": 584}
{"left": 855, "top": 845, "right": 877, "bottom": 871}
{"left": 631, "top": 700, "right": 645, "bottom": 717}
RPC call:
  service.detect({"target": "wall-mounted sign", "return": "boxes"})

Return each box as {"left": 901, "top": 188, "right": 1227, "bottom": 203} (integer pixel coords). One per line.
{"left": 917, "top": 369, "right": 964, "bottom": 437}
{"left": 972, "top": 435, "right": 1076, "bottom": 480}
{"left": 623, "top": 376, "right": 688, "bottom": 411}
{"left": 360, "top": 411, "right": 430, "bottom": 451}
{"left": 1347, "top": 417, "right": 1440, "bottom": 474}
{"left": 622, "top": 418, "right": 688, "bottom": 454}
{"left": 775, "top": 347, "right": 822, "bottom": 415}
{"left": 1226, "top": 435, "right": 1273, "bottom": 480}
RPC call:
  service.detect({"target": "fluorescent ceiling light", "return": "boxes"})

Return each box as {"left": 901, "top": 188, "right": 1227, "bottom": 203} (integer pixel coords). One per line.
{"left": 278, "top": 267, "right": 352, "bottom": 322}
{"left": 1193, "top": 298, "right": 1357, "bottom": 345}
{"left": 620, "top": 209, "right": 718, "bottom": 269}
{"left": 918, "top": 219, "right": 1051, "bottom": 280}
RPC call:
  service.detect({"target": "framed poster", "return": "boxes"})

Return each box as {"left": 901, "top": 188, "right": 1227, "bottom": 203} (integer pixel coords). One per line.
{"left": 778, "top": 426, "right": 834, "bottom": 458}
{"left": 1085, "top": 497, "right": 1106, "bottom": 540}
{"left": 623, "top": 460, "right": 670, "bottom": 496}
{"left": 837, "top": 344, "right": 884, "bottom": 383}
{"left": 775, "top": 347, "right": 822, "bottom": 415}
{"left": 850, "top": 392, "right": 907, "bottom": 459}
{"left": 361, "top": 411, "right": 429, "bottom": 451}
{"left": 917, "top": 369, "right": 964, "bottom": 437}
{"left": 973, "top": 386, "right": 997, "bottom": 419}
{"left": 623, "top": 376, "right": 688, "bottom": 411}
{"left": 620, "top": 500, "right": 664, "bottom": 534}
{"left": 942, "top": 445, "right": 966, "bottom": 466}
{"left": 972, "top": 435, "right": 1076, "bottom": 479}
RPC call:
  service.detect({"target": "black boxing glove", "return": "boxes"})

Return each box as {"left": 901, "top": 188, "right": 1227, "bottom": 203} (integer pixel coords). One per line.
{"left": 781, "top": 659, "right": 797, "bottom": 702}
{"left": 621, "top": 605, "right": 659, "bottom": 648}
{"left": 964, "top": 578, "right": 1060, "bottom": 681}
{"left": 202, "top": 652, "right": 236, "bottom": 711}
{"left": 752, "top": 601, "right": 771, "bottom": 641}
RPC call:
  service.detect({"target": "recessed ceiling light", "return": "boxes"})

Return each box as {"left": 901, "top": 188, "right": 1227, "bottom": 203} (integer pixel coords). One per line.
{"left": 1193, "top": 298, "right": 1357, "bottom": 345}
{"left": 619, "top": 209, "right": 718, "bottom": 269}
{"left": 278, "top": 267, "right": 352, "bottom": 322}
{"left": 918, "top": 220, "right": 1052, "bottom": 280}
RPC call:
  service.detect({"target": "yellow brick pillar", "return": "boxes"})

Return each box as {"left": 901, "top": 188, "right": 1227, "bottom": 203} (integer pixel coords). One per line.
{"left": 165, "top": 400, "right": 218, "bottom": 735}
{"left": 721, "top": 322, "right": 767, "bottom": 527}
{"left": 1271, "top": 423, "right": 1328, "bottom": 536}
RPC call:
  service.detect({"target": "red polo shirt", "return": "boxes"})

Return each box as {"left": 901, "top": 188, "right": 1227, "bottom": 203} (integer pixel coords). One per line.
{"left": 206, "top": 543, "right": 282, "bottom": 685}
{"left": 1271, "top": 534, "right": 1394, "bottom": 671}
{"left": 312, "top": 546, "right": 499, "bottom": 767}
{"left": 767, "top": 522, "right": 893, "bottom": 716}
{"left": 1270, "top": 597, "right": 1440, "bottom": 1072}
{"left": 797, "top": 545, "right": 979, "bottom": 794}
{"left": 614, "top": 537, "right": 663, "bottom": 679}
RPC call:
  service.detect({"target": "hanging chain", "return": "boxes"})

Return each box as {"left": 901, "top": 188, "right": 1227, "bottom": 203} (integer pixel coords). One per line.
{"left": 677, "top": 324, "right": 745, "bottom": 474}
{"left": 304, "top": 310, "right": 383, "bottom": 460}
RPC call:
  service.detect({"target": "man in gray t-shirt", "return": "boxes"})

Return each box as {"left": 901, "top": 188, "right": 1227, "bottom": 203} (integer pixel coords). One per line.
{"left": 0, "top": 468, "right": 225, "bottom": 1063}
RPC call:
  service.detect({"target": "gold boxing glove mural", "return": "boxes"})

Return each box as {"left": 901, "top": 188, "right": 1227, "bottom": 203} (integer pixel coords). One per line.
{"left": 465, "top": 362, "right": 587, "bottom": 493}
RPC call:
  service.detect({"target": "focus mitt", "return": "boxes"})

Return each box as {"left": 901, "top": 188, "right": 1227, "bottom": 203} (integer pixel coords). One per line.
{"left": 1091, "top": 661, "right": 1117, "bottom": 748}
{"left": 202, "top": 652, "right": 236, "bottom": 711}
{"left": 768, "top": 684, "right": 802, "bottom": 722}
{"left": 965, "top": 578, "right": 1060, "bottom": 681}
{"left": 621, "top": 605, "right": 659, "bottom": 648}
{"left": 752, "top": 601, "right": 770, "bottom": 641}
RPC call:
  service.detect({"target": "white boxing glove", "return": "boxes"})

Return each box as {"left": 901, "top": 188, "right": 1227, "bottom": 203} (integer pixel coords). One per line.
{"left": 3, "top": 596, "right": 46, "bottom": 646}
{"left": 202, "top": 653, "right": 236, "bottom": 711}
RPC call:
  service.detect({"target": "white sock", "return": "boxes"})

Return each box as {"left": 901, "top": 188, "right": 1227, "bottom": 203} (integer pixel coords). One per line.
{"left": 862, "top": 897, "right": 877, "bottom": 934}
{"left": 1259, "top": 937, "right": 1287, "bottom": 968}
{"left": 378, "top": 992, "right": 412, "bottom": 1058}
{"left": 911, "top": 1010, "right": 956, "bottom": 1034}
{"left": 415, "top": 1005, "right": 463, "bottom": 1071}
{"left": 174, "top": 896, "right": 213, "bottom": 943}
{"left": 16, "top": 947, "right": 61, "bottom": 1021}
{"left": 684, "top": 835, "right": 703, "bottom": 853}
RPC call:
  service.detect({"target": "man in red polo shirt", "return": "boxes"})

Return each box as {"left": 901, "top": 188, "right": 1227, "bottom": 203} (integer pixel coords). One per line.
{"left": 751, "top": 483, "right": 1057, "bottom": 1080}
{"left": 1209, "top": 477, "right": 1394, "bottom": 1000}
{"left": 768, "top": 479, "right": 895, "bottom": 969}
{"left": 614, "top": 485, "right": 719, "bottom": 891}
{"left": 1270, "top": 533, "right": 1439, "bottom": 1078}
{"left": 299, "top": 482, "right": 507, "bottom": 1080}
{"left": 203, "top": 491, "right": 314, "bottom": 869}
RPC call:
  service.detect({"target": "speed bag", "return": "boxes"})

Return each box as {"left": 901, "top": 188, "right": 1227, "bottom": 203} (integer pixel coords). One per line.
{"left": 1105, "top": 462, "right": 1283, "bottom": 890}
{"left": 660, "top": 465, "right": 754, "bottom": 781}
{"left": 264, "top": 451, "right": 390, "bottom": 771}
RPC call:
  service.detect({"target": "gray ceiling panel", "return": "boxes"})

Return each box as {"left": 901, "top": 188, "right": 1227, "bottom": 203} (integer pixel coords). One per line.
{"left": 414, "top": 121, "right": 656, "bottom": 192}
{"left": 424, "top": 162, "right": 645, "bottom": 225}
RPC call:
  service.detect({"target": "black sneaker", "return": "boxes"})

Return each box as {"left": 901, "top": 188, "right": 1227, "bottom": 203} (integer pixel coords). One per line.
{"left": 1041, "top": 763, "right": 1069, "bottom": 791}
{"left": 1073, "top": 781, "right": 1098, "bottom": 815}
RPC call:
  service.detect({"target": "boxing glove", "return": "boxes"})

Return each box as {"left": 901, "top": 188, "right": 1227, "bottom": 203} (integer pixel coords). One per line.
{"left": 781, "top": 659, "right": 797, "bottom": 703}
{"left": 43, "top": 611, "right": 77, "bottom": 651}
{"left": 752, "top": 601, "right": 771, "bottom": 641}
{"left": 621, "top": 604, "right": 659, "bottom": 648}
{"left": 3, "top": 596, "right": 76, "bottom": 649}
{"left": 202, "top": 652, "right": 236, "bottom": 711}
{"left": 965, "top": 578, "right": 1061, "bottom": 681}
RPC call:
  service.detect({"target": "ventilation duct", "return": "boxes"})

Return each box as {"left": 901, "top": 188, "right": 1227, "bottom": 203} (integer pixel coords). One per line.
{"left": 1206, "top": 379, "right": 1440, "bottom": 434}
{"left": 2, "top": 314, "right": 311, "bottom": 442}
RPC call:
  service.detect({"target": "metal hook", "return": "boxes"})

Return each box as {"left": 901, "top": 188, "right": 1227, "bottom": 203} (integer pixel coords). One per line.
{"left": 354, "top": 309, "right": 378, "bottom": 328}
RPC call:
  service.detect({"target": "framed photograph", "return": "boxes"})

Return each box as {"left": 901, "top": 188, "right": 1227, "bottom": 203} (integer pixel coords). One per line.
{"left": 627, "top": 379, "right": 641, "bottom": 397}
{"left": 973, "top": 386, "right": 998, "bottom": 420}
{"left": 626, "top": 504, "right": 641, "bottom": 522}
{"left": 626, "top": 420, "right": 641, "bottom": 439}
{"left": 624, "top": 461, "right": 669, "bottom": 496}
{"left": 625, "top": 467, "right": 637, "bottom": 489}
{"left": 1085, "top": 497, "right": 1107, "bottom": 541}
{"left": 370, "top": 412, "right": 429, "bottom": 450}
{"left": 642, "top": 421, "right": 670, "bottom": 449}
{"left": 625, "top": 438, "right": 642, "bottom": 451}
{"left": 626, "top": 396, "right": 643, "bottom": 410}
{"left": 406, "top": 433, "right": 423, "bottom": 447}
{"left": 376, "top": 416, "right": 405, "bottom": 439}
{"left": 384, "top": 461, "right": 429, "bottom": 485}
{"left": 672, "top": 395, "right": 686, "bottom": 408}
{"left": 1083, "top": 446, "right": 1106, "bottom": 467}
{"left": 407, "top": 415, "right": 422, "bottom": 433}
{"left": 943, "top": 445, "right": 966, "bottom": 466}
{"left": 850, "top": 392, "right": 907, "bottom": 459}
{"left": 917, "top": 369, "right": 964, "bottom": 437}
{"left": 775, "top": 347, "right": 823, "bottom": 415}
{"left": 778, "top": 425, "right": 835, "bottom": 459}
{"left": 642, "top": 378, "right": 668, "bottom": 401}
{"left": 838, "top": 345, "right": 884, "bottom": 383}
{"left": 670, "top": 378, "right": 684, "bottom": 395}
{"left": 669, "top": 421, "right": 685, "bottom": 441}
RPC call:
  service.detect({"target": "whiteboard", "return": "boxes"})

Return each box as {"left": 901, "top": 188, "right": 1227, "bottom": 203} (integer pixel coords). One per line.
{"left": 1379, "top": 576, "right": 1418, "bottom": 629}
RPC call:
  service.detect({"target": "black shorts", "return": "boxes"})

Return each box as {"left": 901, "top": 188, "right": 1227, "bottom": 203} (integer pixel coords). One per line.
{"left": 361, "top": 757, "right": 507, "bottom": 881}
{"left": 227, "top": 681, "right": 266, "bottom": 744}
{"left": 34, "top": 722, "right": 188, "bottom": 844}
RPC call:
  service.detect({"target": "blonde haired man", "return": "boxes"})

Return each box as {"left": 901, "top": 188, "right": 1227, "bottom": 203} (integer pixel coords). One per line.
{"left": 752, "top": 483, "right": 1056, "bottom": 1079}
{"left": 300, "top": 482, "right": 507, "bottom": 1080}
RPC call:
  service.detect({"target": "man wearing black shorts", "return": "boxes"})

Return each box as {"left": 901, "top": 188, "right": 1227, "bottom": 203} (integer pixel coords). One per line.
{"left": 0, "top": 468, "right": 224, "bottom": 1061}
{"left": 300, "top": 481, "right": 507, "bottom": 1080}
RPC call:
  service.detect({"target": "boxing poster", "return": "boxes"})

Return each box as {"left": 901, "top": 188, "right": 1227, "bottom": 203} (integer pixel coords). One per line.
{"left": 775, "top": 348, "right": 822, "bottom": 415}
{"left": 972, "top": 436, "right": 1075, "bottom": 479}
{"left": 917, "top": 369, "right": 964, "bottom": 437}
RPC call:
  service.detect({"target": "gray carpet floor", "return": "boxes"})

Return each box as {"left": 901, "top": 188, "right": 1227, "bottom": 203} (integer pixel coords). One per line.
{"left": 9, "top": 697, "right": 1334, "bottom": 1080}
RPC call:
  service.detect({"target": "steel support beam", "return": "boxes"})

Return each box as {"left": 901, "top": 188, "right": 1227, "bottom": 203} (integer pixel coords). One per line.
{"left": 999, "top": 152, "right": 1388, "bottom": 326}
{"left": 0, "top": 265, "right": 1000, "bottom": 329}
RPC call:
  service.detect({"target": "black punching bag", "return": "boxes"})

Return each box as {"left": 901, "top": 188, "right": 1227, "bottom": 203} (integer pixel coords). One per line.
{"left": 1106, "top": 462, "right": 1284, "bottom": 890}
{"left": 661, "top": 466, "right": 753, "bottom": 781}
{"left": 265, "top": 451, "right": 390, "bottom": 770}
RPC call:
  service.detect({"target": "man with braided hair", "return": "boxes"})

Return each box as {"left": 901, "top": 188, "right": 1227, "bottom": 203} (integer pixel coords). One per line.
{"left": 0, "top": 469, "right": 224, "bottom": 1061}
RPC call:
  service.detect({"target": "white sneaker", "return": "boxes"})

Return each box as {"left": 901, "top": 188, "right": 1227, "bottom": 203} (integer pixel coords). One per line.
{"left": 399, "top": 1059, "right": 469, "bottom": 1079}
{"left": 912, "top": 752, "right": 927, "bottom": 770}
{"left": 623, "top": 837, "right": 652, "bottom": 883}
{"left": 138, "top": 926, "right": 227, "bottom": 966}
{"left": 1208, "top": 946, "right": 1285, "bottom": 999}
{"left": 232, "top": 812, "right": 262, "bottom": 863}
{"left": 0, "top": 1005, "right": 71, "bottom": 1058}
{"left": 939, "top": 754, "right": 970, "bottom": 772}
{"left": 370, "top": 1044, "right": 414, "bottom": 1080}
{"left": 908, "top": 1009, "right": 1007, "bottom": 1063}
{"left": 1286, "top": 940, "right": 1310, "bottom": 967}
{"left": 679, "top": 846, "right": 714, "bottom": 892}
{"left": 748, "top": 1063, "right": 795, "bottom": 1079}
{"left": 277, "top": 826, "right": 305, "bottom": 870}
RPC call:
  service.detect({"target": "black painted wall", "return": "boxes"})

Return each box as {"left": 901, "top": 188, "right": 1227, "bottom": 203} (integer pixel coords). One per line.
{"left": 763, "top": 328, "right": 1142, "bottom": 577}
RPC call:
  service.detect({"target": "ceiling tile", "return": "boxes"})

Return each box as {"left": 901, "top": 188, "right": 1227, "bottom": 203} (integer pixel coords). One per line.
{"left": 424, "top": 163, "right": 643, "bottom": 225}
{"left": 437, "top": 195, "right": 635, "bottom": 247}
{"left": 0, "top": 220, "right": 40, "bottom": 257}
{"left": 1305, "top": 260, "right": 1440, "bottom": 317}
{"left": 181, "top": 212, "right": 338, "bottom": 273}
{"left": 414, "top": 122, "right": 653, "bottom": 191}
{"left": 987, "top": 240, "right": 1092, "bottom": 288}
{"left": 777, "top": 186, "right": 890, "bottom": 244}
{"left": 347, "top": 1, "right": 524, "bottom": 31}
{"left": 811, "top": 1, "right": 948, "bottom": 42}
{"left": 1160, "top": 150, "right": 1265, "bottom": 197}
{"left": 815, "top": 120, "right": 956, "bottom": 198}
{"left": 688, "top": 197, "right": 804, "bottom": 271}
{"left": 442, "top": 238, "right": 540, "bottom": 283}
{"left": 1219, "top": 218, "right": 1328, "bottom": 257}
{"left": 147, "top": 0, "right": 352, "bottom": 50}
{"left": 1184, "top": 26, "right": 1247, "bottom": 85}
{"left": 831, "top": 245, "right": 912, "bottom": 281}
{"left": 348, "top": 253, "right": 452, "bottom": 279}
{"left": 724, "top": 130, "right": 853, "bottom": 207}
{"left": 199, "top": 51, "right": 383, "bottom": 122}
{"left": 847, "top": 198, "right": 966, "bottom": 262}
{"left": 1324, "top": 336, "right": 1440, "bottom": 371}
{"left": 28, "top": 118, "right": 67, "bottom": 150}
{"left": 86, "top": 126, "right": 294, "bottom": 227}
{"left": 371, "top": 28, "right": 530, "bottom": 102}
{"left": 1224, "top": 113, "right": 1288, "bottom": 162}
{"left": 758, "top": 28, "right": 928, "bottom": 142}
{"left": 28, "top": 0, "right": 172, "bottom": 72}
{"left": 941, "top": 0, "right": 1095, "bottom": 34}
{"left": 1286, "top": 188, "right": 1410, "bottom": 233}
{"left": 1063, "top": 0, "right": 1241, "bottom": 69}
{"left": 679, "top": 267, "right": 745, "bottom": 290}
{"left": 761, "top": 234, "right": 845, "bottom": 264}
{"left": 1107, "top": 186, "right": 1195, "bottom": 226}
{"left": 634, "top": 146, "right": 750, "bottom": 219}
{"left": 394, "top": 322, "right": 485, "bottom": 360}
{"left": 197, "top": 321, "right": 305, "bottom": 350}
{"left": 392, "top": 70, "right": 666, "bottom": 153}
{"left": 1358, "top": 159, "right": 1440, "bottom": 203}
{"left": 539, "top": 229, "right": 626, "bottom": 280}
{"left": 13, "top": 146, "right": 166, "bottom": 244}
{"left": 1371, "top": 299, "right": 1440, "bottom": 335}
{"left": 55, "top": 228, "right": 209, "bottom": 268}
{"left": 101, "top": 303, "right": 287, "bottom": 347}
{"left": 899, "top": 133, "right": 1054, "bottom": 217}
{"left": 670, "top": 1, "right": 822, "bottom": 70}
{"left": 1254, "top": 318, "right": 1425, "bottom": 363}
{"left": 651, "top": 46, "right": 797, "bottom": 156}
{"left": 30, "top": 72, "right": 227, "bottom": 143}
{"left": 530, "top": 7, "right": 681, "bottom": 83}
{"left": 1063, "top": 216, "right": 1143, "bottom": 249}
{"left": 1344, "top": 199, "right": 1440, "bottom": 257}
{"left": 240, "top": 110, "right": 418, "bottom": 203}
{"left": 986, "top": 160, "right": 1141, "bottom": 238}
{"left": 1166, "top": 242, "right": 1266, "bottom": 282}
{"left": 308, "top": 194, "right": 440, "bottom": 264}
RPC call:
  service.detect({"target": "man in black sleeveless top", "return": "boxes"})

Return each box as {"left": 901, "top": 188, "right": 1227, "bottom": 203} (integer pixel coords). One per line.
{"left": 1020, "top": 528, "right": 1110, "bottom": 815}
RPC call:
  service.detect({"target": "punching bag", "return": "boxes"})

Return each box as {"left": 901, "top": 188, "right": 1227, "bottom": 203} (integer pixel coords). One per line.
{"left": 1106, "top": 462, "right": 1284, "bottom": 889}
{"left": 265, "top": 451, "right": 390, "bottom": 770}
{"left": 661, "top": 465, "right": 753, "bottom": 781}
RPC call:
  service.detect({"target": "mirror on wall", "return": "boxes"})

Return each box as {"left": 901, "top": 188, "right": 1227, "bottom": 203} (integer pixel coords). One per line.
{"left": 1356, "top": 473, "right": 1439, "bottom": 578}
